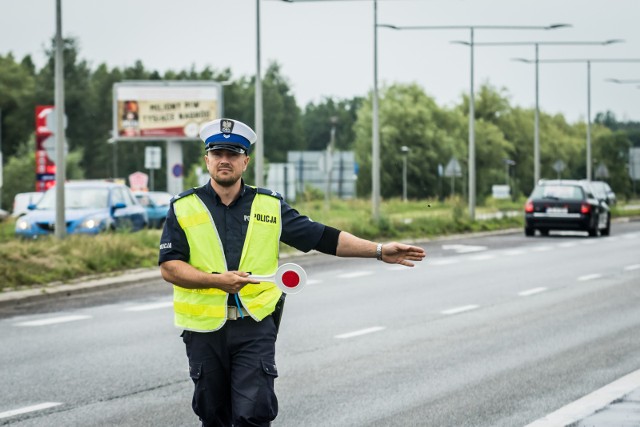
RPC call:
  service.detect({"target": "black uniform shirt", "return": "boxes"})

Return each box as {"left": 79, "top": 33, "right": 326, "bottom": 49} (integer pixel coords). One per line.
{"left": 158, "top": 182, "right": 326, "bottom": 272}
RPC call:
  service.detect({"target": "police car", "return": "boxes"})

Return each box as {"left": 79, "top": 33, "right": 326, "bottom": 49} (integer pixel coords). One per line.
{"left": 15, "top": 181, "right": 148, "bottom": 238}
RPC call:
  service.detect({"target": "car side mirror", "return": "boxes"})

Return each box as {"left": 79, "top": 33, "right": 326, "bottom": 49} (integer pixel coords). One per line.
{"left": 27, "top": 203, "right": 37, "bottom": 210}
{"left": 112, "top": 202, "right": 126, "bottom": 212}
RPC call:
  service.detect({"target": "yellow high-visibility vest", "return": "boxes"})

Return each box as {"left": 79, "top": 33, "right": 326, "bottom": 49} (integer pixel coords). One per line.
{"left": 171, "top": 188, "right": 282, "bottom": 332}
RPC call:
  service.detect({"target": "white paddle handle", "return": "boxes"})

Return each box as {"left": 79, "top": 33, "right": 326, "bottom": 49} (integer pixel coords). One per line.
{"left": 248, "top": 273, "right": 276, "bottom": 282}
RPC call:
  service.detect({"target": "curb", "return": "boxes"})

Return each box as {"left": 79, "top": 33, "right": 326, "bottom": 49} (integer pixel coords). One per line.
{"left": 0, "top": 268, "right": 162, "bottom": 308}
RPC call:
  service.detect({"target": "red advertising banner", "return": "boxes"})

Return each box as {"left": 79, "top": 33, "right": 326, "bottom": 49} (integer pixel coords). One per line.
{"left": 35, "top": 105, "right": 57, "bottom": 191}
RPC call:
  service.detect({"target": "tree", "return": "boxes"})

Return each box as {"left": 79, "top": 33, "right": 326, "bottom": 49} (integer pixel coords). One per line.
{"left": 302, "top": 96, "right": 364, "bottom": 151}
{"left": 0, "top": 53, "right": 36, "bottom": 159}
{"left": 353, "top": 83, "right": 467, "bottom": 199}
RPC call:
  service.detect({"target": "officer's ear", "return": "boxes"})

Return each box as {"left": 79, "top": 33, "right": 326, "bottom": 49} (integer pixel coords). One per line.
{"left": 243, "top": 155, "right": 250, "bottom": 171}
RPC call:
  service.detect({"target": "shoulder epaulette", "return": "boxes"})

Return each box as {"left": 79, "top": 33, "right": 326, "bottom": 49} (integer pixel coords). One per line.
{"left": 255, "top": 187, "right": 283, "bottom": 200}
{"left": 170, "top": 187, "right": 197, "bottom": 203}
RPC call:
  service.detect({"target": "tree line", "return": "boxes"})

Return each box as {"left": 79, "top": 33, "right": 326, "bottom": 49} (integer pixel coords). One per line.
{"left": 1, "top": 37, "right": 638, "bottom": 210}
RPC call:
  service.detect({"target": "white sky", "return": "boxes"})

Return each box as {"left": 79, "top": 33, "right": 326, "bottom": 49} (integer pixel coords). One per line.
{"left": 2, "top": 0, "right": 640, "bottom": 123}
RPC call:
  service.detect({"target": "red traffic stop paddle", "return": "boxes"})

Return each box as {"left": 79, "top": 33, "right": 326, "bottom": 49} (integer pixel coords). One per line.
{"left": 249, "top": 263, "right": 307, "bottom": 294}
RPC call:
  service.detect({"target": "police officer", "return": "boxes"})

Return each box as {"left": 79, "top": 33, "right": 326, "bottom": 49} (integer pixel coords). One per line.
{"left": 159, "top": 118, "right": 426, "bottom": 427}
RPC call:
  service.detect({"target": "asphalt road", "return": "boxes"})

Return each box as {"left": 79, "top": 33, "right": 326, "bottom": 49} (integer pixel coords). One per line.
{"left": 1, "top": 221, "right": 639, "bottom": 426}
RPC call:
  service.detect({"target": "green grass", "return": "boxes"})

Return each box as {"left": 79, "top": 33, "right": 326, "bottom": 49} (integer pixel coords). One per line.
{"left": 1, "top": 197, "right": 638, "bottom": 291}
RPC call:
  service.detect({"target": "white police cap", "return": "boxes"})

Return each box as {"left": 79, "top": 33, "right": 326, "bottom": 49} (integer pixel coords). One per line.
{"left": 199, "top": 118, "right": 257, "bottom": 154}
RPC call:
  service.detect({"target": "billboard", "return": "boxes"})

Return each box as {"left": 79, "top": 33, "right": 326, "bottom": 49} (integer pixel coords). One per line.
{"left": 112, "top": 82, "right": 222, "bottom": 140}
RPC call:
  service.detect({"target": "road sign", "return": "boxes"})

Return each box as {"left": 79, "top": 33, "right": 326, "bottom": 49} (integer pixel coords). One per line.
{"left": 553, "top": 160, "right": 566, "bottom": 173}
{"left": 129, "top": 171, "right": 149, "bottom": 191}
{"left": 144, "top": 146, "right": 161, "bottom": 169}
{"left": 41, "top": 135, "right": 68, "bottom": 161}
{"left": 630, "top": 148, "right": 640, "bottom": 180}
{"left": 444, "top": 158, "right": 462, "bottom": 177}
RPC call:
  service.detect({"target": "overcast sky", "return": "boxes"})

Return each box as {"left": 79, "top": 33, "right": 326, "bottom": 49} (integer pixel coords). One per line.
{"left": 2, "top": 0, "right": 640, "bottom": 123}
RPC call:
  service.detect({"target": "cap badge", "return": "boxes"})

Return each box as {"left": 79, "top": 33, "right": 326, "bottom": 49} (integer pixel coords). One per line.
{"left": 221, "top": 119, "right": 234, "bottom": 134}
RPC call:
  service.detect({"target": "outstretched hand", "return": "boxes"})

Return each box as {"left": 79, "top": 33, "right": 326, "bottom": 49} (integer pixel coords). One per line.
{"left": 380, "top": 242, "right": 426, "bottom": 267}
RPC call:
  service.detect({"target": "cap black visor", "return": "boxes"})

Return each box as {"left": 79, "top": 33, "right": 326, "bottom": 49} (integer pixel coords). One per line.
{"left": 206, "top": 143, "right": 246, "bottom": 154}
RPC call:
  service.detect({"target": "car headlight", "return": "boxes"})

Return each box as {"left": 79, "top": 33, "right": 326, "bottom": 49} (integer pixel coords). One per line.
{"left": 16, "top": 217, "right": 30, "bottom": 230}
{"left": 79, "top": 217, "right": 103, "bottom": 230}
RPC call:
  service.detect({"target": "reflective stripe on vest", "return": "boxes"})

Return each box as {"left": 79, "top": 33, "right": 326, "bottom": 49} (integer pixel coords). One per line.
{"left": 172, "top": 190, "right": 282, "bottom": 332}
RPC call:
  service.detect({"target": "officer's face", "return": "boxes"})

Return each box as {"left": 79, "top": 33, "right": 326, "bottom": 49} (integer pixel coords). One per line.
{"left": 205, "top": 149, "right": 249, "bottom": 187}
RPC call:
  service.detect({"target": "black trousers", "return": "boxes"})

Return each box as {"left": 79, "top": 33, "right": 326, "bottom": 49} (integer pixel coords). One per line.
{"left": 182, "top": 316, "right": 279, "bottom": 427}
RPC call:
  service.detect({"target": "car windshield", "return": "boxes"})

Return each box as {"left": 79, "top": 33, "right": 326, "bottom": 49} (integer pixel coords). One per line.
{"left": 531, "top": 185, "right": 584, "bottom": 200}
{"left": 37, "top": 187, "right": 110, "bottom": 209}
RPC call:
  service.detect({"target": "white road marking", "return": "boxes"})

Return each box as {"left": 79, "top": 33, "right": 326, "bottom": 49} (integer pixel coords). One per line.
{"left": 0, "top": 402, "right": 62, "bottom": 419}
{"left": 524, "top": 368, "right": 640, "bottom": 427}
{"left": 14, "top": 315, "right": 91, "bottom": 327}
{"left": 307, "top": 279, "right": 323, "bottom": 285}
{"left": 623, "top": 264, "right": 640, "bottom": 271}
{"left": 577, "top": 274, "right": 602, "bottom": 282}
{"left": 429, "top": 258, "right": 459, "bottom": 266}
{"left": 124, "top": 301, "right": 173, "bottom": 312}
{"left": 442, "top": 244, "right": 487, "bottom": 254}
{"left": 504, "top": 249, "right": 525, "bottom": 256}
{"left": 337, "top": 271, "right": 373, "bottom": 279}
{"left": 335, "top": 326, "right": 385, "bottom": 339}
{"left": 557, "top": 242, "right": 577, "bottom": 248}
{"left": 531, "top": 246, "right": 552, "bottom": 252}
{"left": 469, "top": 254, "right": 495, "bottom": 261}
{"left": 441, "top": 305, "right": 479, "bottom": 315}
{"left": 519, "top": 287, "right": 547, "bottom": 296}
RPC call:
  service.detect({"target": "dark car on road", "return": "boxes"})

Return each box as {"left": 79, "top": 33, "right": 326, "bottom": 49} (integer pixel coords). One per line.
{"left": 588, "top": 180, "right": 616, "bottom": 206}
{"left": 524, "top": 179, "right": 610, "bottom": 237}
{"left": 15, "top": 181, "right": 148, "bottom": 238}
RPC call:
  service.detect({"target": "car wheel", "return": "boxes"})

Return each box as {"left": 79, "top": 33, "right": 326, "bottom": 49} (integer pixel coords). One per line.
{"left": 539, "top": 229, "right": 549, "bottom": 236}
{"left": 588, "top": 214, "right": 599, "bottom": 237}
{"left": 601, "top": 215, "right": 611, "bottom": 236}
{"left": 525, "top": 227, "right": 534, "bottom": 237}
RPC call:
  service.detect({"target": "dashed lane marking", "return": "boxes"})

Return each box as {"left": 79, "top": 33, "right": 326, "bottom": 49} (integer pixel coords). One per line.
{"left": 335, "top": 326, "right": 385, "bottom": 339}
{"left": 441, "top": 305, "right": 479, "bottom": 315}
{"left": 524, "top": 368, "right": 640, "bottom": 427}
{"left": 337, "top": 271, "right": 373, "bottom": 279}
{"left": 519, "top": 287, "right": 547, "bottom": 296}
{"left": 577, "top": 274, "right": 603, "bottom": 282}
{"left": 557, "top": 242, "right": 577, "bottom": 248}
{"left": 504, "top": 249, "right": 526, "bottom": 256}
{"left": 14, "top": 315, "right": 91, "bottom": 327}
{"left": 0, "top": 402, "right": 62, "bottom": 419}
{"left": 124, "top": 301, "right": 173, "bottom": 312}
{"left": 623, "top": 264, "right": 640, "bottom": 271}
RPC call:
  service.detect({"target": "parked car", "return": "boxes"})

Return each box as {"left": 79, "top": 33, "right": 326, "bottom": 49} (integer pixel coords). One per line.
{"left": 133, "top": 191, "right": 172, "bottom": 229}
{"left": 15, "top": 181, "right": 148, "bottom": 238}
{"left": 524, "top": 179, "right": 610, "bottom": 237}
{"left": 588, "top": 180, "right": 616, "bottom": 206}
{"left": 11, "top": 192, "right": 44, "bottom": 217}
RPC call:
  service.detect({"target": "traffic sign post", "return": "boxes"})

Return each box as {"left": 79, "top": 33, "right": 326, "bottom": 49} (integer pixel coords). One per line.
{"left": 145, "top": 146, "right": 161, "bottom": 191}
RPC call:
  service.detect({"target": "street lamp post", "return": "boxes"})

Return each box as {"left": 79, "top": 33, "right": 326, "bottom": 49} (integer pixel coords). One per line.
{"left": 455, "top": 39, "right": 622, "bottom": 187}
{"left": 281, "top": 0, "right": 383, "bottom": 220}
{"left": 515, "top": 57, "right": 640, "bottom": 181}
{"left": 255, "top": 0, "right": 264, "bottom": 187}
{"left": 401, "top": 145, "right": 410, "bottom": 202}
{"left": 54, "top": 0, "right": 66, "bottom": 239}
{"left": 380, "top": 23, "right": 569, "bottom": 220}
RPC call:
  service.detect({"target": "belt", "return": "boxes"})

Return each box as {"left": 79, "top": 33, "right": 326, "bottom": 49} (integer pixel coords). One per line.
{"left": 227, "top": 306, "right": 250, "bottom": 320}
